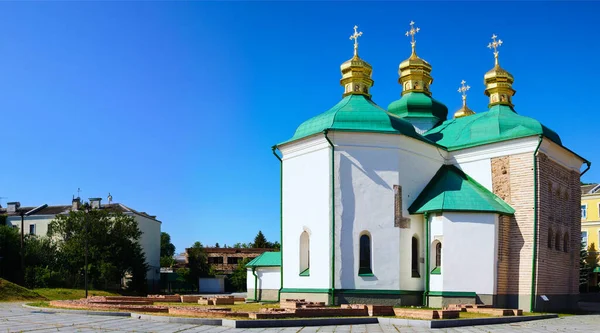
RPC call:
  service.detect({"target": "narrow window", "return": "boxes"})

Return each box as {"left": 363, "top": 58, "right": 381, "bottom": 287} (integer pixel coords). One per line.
{"left": 548, "top": 228, "right": 553, "bottom": 248}
{"left": 582, "top": 205, "right": 587, "bottom": 219}
{"left": 435, "top": 242, "right": 442, "bottom": 268}
{"left": 359, "top": 234, "right": 372, "bottom": 275}
{"left": 29, "top": 224, "right": 35, "bottom": 235}
{"left": 411, "top": 236, "right": 420, "bottom": 278}
{"left": 300, "top": 231, "right": 310, "bottom": 276}
{"left": 555, "top": 231, "right": 561, "bottom": 251}
{"left": 582, "top": 231, "right": 588, "bottom": 248}
{"left": 563, "top": 233, "right": 569, "bottom": 253}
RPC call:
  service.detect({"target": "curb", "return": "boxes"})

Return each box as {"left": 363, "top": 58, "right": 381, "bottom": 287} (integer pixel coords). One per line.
{"left": 22, "top": 304, "right": 130, "bottom": 317}
{"left": 378, "top": 314, "right": 559, "bottom": 329}
{"left": 223, "top": 317, "right": 379, "bottom": 328}
{"left": 130, "top": 312, "right": 222, "bottom": 326}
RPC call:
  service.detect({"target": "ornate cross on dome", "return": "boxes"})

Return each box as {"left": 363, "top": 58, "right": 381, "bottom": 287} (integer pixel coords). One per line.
{"left": 349, "top": 25, "right": 363, "bottom": 57}
{"left": 487, "top": 34, "right": 503, "bottom": 65}
{"left": 405, "top": 21, "right": 420, "bottom": 47}
{"left": 458, "top": 80, "right": 470, "bottom": 106}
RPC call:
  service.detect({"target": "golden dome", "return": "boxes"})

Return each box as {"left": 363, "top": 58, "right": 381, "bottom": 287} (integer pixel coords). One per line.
{"left": 398, "top": 21, "right": 433, "bottom": 96}
{"left": 484, "top": 34, "right": 516, "bottom": 108}
{"left": 340, "top": 26, "right": 374, "bottom": 98}
{"left": 454, "top": 80, "right": 475, "bottom": 119}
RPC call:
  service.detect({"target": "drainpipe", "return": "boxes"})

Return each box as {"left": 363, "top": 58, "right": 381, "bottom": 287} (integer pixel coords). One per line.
{"left": 581, "top": 161, "right": 591, "bottom": 177}
{"left": 530, "top": 135, "right": 543, "bottom": 312}
{"left": 323, "top": 130, "right": 336, "bottom": 305}
{"left": 423, "top": 212, "right": 430, "bottom": 307}
{"left": 252, "top": 267, "right": 259, "bottom": 302}
{"left": 272, "top": 146, "right": 283, "bottom": 302}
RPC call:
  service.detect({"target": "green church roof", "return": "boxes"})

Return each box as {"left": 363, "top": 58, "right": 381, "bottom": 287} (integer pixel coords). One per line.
{"left": 408, "top": 164, "right": 515, "bottom": 215}
{"left": 282, "top": 94, "right": 429, "bottom": 145}
{"left": 387, "top": 92, "right": 448, "bottom": 122}
{"left": 246, "top": 251, "right": 281, "bottom": 267}
{"left": 424, "top": 105, "right": 561, "bottom": 151}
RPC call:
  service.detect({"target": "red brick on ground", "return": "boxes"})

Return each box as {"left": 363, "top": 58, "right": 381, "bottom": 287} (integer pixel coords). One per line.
{"left": 393, "top": 308, "right": 459, "bottom": 319}
{"left": 168, "top": 307, "right": 249, "bottom": 318}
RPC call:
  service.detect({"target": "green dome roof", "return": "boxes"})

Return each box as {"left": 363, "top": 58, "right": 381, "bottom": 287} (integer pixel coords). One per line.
{"left": 282, "top": 94, "right": 428, "bottom": 144}
{"left": 424, "top": 105, "right": 561, "bottom": 151}
{"left": 387, "top": 92, "right": 448, "bottom": 122}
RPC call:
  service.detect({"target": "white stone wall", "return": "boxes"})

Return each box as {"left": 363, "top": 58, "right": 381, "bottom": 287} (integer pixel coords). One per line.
{"left": 133, "top": 214, "right": 161, "bottom": 286}
{"left": 331, "top": 132, "right": 445, "bottom": 292}
{"left": 280, "top": 137, "right": 332, "bottom": 290}
{"left": 8, "top": 215, "right": 54, "bottom": 237}
{"left": 429, "top": 213, "right": 498, "bottom": 295}
{"left": 246, "top": 267, "right": 281, "bottom": 291}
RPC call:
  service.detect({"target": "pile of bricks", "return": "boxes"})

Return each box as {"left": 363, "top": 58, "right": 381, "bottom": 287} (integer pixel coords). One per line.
{"left": 198, "top": 296, "right": 235, "bottom": 305}
{"left": 180, "top": 295, "right": 202, "bottom": 303}
{"left": 49, "top": 300, "right": 168, "bottom": 313}
{"left": 392, "top": 308, "right": 460, "bottom": 319}
{"left": 279, "top": 299, "right": 326, "bottom": 309}
{"left": 445, "top": 304, "right": 523, "bottom": 316}
{"left": 147, "top": 295, "right": 182, "bottom": 302}
{"left": 366, "top": 305, "right": 395, "bottom": 316}
{"left": 169, "top": 307, "right": 249, "bottom": 318}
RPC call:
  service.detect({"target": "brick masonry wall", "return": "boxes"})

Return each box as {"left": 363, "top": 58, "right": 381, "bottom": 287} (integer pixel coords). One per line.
{"left": 492, "top": 151, "right": 580, "bottom": 308}
{"left": 536, "top": 153, "right": 580, "bottom": 296}
{"left": 492, "top": 153, "right": 535, "bottom": 297}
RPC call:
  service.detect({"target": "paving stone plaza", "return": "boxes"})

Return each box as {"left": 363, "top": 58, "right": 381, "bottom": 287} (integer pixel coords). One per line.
{"left": 0, "top": 303, "right": 598, "bottom": 333}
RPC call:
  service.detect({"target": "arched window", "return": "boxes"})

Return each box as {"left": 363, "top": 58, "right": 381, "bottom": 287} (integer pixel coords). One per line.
{"left": 435, "top": 242, "right": 442, "bottom": 268}
{"left": 548, "top": 228, "right": 553, "bottom": 248}
{"left": 300, "top": 231, "right": 310, "bottom": 276}
{"left": 563, "top": 233, "right": 569, "bottom": 253}
{"left": 359, "top": 234, "right": 372, "bottom": 275}
{"left": 411, "top": 236, "right": 420, "bottom": 278}
{"left": 555, "top": 231, "right": 561, "bottom": 251}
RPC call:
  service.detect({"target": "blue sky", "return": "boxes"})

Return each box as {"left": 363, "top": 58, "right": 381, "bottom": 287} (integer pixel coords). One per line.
{"left": 0, "top": 1, "right": 597, "bottom": 253}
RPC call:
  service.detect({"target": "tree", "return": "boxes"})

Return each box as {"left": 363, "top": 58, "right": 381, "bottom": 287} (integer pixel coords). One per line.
{"left": 160, "top": 232, "right": 176, "bottom": 268}
{"left": 215, "top": 243, "right": 220, "bottom": 248}
{"left": 48, "top": 204, "right": 149, "bottom": 293}
{"left": 0, "top": 225, "right": 21, "bottom": 283}
{"left": 581, "top": 240, "right": 590, "bottom": 291}
{"left": 587, "top": 243, "right": 599, "bottom": 272}
{"left": 253, "top": 231, "right": 268, "bottom": 248}
{"left": 160, "top": 232, "right": 176, "bottom": 258}
{"left": 186, "top": 241, "right": 211, "bottom": 289}
{"left": 229, "top": 258, "right": 250, "bottom": 292}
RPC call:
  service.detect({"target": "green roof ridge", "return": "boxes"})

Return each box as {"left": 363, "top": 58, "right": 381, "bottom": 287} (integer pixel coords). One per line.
{"left": 280, "top": 95, "right": 431, "bottom": 145}
{"left": 387, "top": 92, "right": 448, "bottom": 122}
{"left": 245, "top": 251, "right": 281, "bottom": 267}
{"left": 424, "top": 105, "right": 562, "bottom": 151}
{"left": 408, "top": 164, "right": 515, "bottom": 215}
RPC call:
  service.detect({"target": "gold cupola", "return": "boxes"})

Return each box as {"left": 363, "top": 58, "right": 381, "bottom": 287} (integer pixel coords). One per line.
{"left": 484, "top": 34, "right": 516, "bottom": 108}
{"left": 340, "top": 25, "right": 374, "bottom": 98}
{"left": 398, "top": 21, "right": 433, "bottom": 96}
{"left": 454, "top": 80, "right": 475, "bottom": 118}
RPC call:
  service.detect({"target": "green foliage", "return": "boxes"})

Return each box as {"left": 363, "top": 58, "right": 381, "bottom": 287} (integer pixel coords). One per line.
{"left": 0, "top": 225, "right": 21, "bottom": 283}
{"left": 33, "top": 288, "right": 121, "bottom": 300}
{"left": 48, "top": 205, "right": 149, "bottom": 293}
{"left": 253, "top": 231, "right": 268, "bottom": 248}
{"left": 229, "top": 258, "right": 250, "bottom": 292}
{"left": 581, "top": 240, "right": 590, "bottom": 288}
{"left": 160, "top": 232, "right": 176, "bottom": 268}
{"left": 185, "top": 242, "right": 211, "bottom": 290}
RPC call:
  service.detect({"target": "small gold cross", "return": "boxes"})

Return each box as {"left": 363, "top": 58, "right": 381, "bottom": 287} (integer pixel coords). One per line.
{"left": 458, "top": 80, "right": 470, "bottom": 106}
{"left": 487, "top": 34, "right": 503, "bottom": 65}
{"left": 349, "top": 25, "right": 363, "bottom": 57}
{"left": 405, "top": 21, "right": 420, "bottom": 46}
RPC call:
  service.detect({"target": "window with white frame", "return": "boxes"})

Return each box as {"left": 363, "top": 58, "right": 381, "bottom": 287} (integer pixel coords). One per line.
{"left": 29, "top": 224, "right": 36, "bottom": 235}
{"left": 582, "top": 205, "right": 587, "bottom": 219}
{"left": 582, "top": 231, "right": 588, "bottom": 248}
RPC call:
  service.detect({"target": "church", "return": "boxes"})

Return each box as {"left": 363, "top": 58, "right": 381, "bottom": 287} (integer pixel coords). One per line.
{"left": 270, "top": 22, "right": 589, "bottom": 312}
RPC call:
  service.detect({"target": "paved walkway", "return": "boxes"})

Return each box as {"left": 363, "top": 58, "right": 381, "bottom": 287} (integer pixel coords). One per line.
{"left": 0, "top": 303, "right": 599, "bottom": 332}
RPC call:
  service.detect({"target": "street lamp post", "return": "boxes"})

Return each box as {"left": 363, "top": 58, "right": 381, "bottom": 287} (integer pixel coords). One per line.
{"left": 83, "top": 204, "right": 89, "bottom": 299}
{"left": 19, "top": 204, "right": 48, "bottom": 283}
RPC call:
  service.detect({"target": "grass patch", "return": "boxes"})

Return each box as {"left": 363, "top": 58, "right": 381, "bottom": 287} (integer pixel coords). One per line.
{"left": 0, "top": 279, "right": 46, "bottom": 302}
{"left": 34, "top": 288, "right": 121, "bottom": 301}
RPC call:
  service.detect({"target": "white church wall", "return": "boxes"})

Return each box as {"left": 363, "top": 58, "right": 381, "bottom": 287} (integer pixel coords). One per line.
{"left": 429, "top": 215, "right": 443, "bottom": 292}
{"left": 280, "top": 136, "right": 332, "bottom": 290}
{"left": 434, "top": 212, "right": 498, "bottom": 295}
{"left": 331, "top": 132, "right": 445, "bottom": 292}
{"left": 246, "top": 267, "right": 281, "bottom": 291}
{"left": 449, "top": 136, "right": 540, "bottom": 191}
